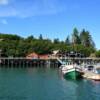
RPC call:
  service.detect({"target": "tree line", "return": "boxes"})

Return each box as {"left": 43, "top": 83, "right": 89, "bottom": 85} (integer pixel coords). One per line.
{"left": 0, "top": 28, "right": 100, "bottom": 57}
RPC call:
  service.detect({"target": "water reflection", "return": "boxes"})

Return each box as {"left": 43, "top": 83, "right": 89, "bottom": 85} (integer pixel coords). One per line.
{"left": 0, "top": 68, "right": 100, "bottom": 100}
{"left": 62, "top": 77, "right": 100, "bottom": 100}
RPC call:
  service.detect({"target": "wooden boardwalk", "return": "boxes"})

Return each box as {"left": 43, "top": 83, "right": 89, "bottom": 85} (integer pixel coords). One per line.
{"left": 0, "top": 57, "right": 60, "bottom": 68}
{"left": 0, "top": 57, "right": 100, "bottom": 68}
{"left": 0, "top": 57, "right": 100, "bottom": 60}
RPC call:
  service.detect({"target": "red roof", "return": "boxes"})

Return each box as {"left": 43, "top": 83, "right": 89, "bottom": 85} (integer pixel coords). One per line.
{"left": 26, "top": 52, "right": 38, "bottom": 59}
{"left": 26, "top": 52, "right": 49, "bottom": 59}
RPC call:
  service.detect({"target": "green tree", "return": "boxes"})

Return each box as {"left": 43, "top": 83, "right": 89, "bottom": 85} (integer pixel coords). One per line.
{"left": 65, "top": 35, "right": 70, "bottom": 45}
{"left": 26, "top": 35, "right": 34, "bottom": 42}
{"left": 80, "top": 29, "right": 95, "bottom": 48}
{"left": 0, "top": 33, "right": 21, "bottom": 40}
{"left": 54, "top": 38, "right": 60, "bottom": 44}
{"left": 0, "top": 30, "right": 96, "bottom": 57}
{"left": 95, "top": 50, "right": 100, "bottom": 57}
{"left": 39, "top": 34, "right": 43, "bottom": 40}
{"left": 72, "top": 28, "right": 81, "bottom": 45}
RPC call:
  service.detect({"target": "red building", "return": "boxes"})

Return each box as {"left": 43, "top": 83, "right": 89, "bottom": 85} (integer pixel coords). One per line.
{"left": 26, "top": 52, "right": 39, "bottom": 59}
{"left": 38, "top": 54, "right": 49, "bottom": 60}
{"left": 26, "top": 52, "right": 49, "bottom": 59}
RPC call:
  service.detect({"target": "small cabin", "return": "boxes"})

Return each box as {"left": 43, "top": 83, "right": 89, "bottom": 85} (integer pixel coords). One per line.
{"left": 26, "top": 52, "right": 39, "bottom": 59}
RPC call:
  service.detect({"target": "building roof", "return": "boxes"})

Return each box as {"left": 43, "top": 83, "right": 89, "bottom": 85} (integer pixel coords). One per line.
{"left": 26, "top": 52, "right": 49, "bottom": 59}
{"left": 26, "top": 52, "right": 38, "bottom": 59}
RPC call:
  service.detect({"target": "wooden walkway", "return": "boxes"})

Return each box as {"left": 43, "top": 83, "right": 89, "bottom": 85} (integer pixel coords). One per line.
{"left": 0, "top": 57, "right": 100, "bottom": 68}
{"left": 0, "top": 57, "right": 100, "bottom": 60}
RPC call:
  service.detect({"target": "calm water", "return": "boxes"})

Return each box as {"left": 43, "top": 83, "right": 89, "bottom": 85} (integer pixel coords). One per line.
{"left": 0, "top": 67, "right": 100, "bottom": 100}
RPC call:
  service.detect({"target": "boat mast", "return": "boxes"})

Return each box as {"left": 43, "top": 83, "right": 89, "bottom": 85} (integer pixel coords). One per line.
{"left": 72, "top": 35, "right": 75, "bottom": 68}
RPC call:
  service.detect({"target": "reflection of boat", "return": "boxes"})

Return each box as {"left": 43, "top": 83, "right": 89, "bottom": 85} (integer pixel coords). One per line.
{"left": 59, "top": 59, "right": 83, "bottom": 80}
{"left": 0, "top": 59, "right": 1, "bottom": 63}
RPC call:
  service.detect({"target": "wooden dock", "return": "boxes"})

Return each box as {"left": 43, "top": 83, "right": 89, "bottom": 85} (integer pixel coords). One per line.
{"left": 0, "top": 57, "right": 100, "bottom": 68}
{"left": 0, "top": 57, "right": 60, "bottom": 68}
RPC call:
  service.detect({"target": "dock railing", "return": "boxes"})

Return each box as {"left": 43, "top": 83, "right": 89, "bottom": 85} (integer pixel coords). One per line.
{"left": 1, "top": 57, "right": 100, "bottom": 60}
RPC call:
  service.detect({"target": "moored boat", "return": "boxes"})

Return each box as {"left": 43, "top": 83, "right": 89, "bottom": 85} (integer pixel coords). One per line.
{"left": 61, "top": 60, "right": 83, "bottom": 80}
{"left": 82, "top": 65, "right": 100, "bottom": 81}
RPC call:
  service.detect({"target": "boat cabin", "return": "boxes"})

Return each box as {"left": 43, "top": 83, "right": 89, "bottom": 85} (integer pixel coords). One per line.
{"left": 87, "top": 66, "right": 94, "bottom": 71}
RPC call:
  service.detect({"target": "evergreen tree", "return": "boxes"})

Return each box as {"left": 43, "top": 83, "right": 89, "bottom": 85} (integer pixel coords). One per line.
{"left": 39, "top": 34, "right": 43, "bottom": 40}
{"left": 65, "top": 35, "right": 70, "bottom": 45}
{"left": 72, "top": 28, "right": 81, "bottom": 45}
{"left": 80, "top": 29, "right": 95, "bottom": 48}
{"left": 54, "top": 38, "right": 60, "bottom": 44}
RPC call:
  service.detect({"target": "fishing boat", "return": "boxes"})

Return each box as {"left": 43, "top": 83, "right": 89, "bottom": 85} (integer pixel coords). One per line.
{"left": 61, "top": 61, "right": 83, "bottom": 79}
{"left": 58, "top": 58, "right": 83, "bottom": 79}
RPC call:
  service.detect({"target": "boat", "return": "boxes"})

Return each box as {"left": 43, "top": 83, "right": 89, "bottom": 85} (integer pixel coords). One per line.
{"left": 60, "top": 59, "right": 83, "bottom": 80}
{"left": 82, "top": 65, "right": 100, "bottom": 81}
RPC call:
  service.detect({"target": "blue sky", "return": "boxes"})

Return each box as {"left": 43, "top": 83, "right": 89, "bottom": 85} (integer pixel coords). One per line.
{"left": 0, "top": 0, "right": 100, "bottom": 49}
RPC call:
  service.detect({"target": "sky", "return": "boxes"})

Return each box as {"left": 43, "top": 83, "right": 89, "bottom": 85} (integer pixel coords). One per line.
{"left": 0, "top": 0, "right": 100, "bottom": 49}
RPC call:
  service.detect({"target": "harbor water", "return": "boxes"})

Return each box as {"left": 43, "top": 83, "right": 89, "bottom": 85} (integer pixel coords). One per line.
{"left": 0, "top": 67, "right": 100, "bottom": 100}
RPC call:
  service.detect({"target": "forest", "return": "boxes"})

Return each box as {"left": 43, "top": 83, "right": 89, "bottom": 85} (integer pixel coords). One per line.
{"left": 0, "top": 28, "right": 100, "bottom": 57}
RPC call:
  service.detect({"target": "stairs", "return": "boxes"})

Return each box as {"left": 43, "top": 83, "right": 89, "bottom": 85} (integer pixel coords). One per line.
{"left": 57, "top": 58, "right": 66, "bottom": 65}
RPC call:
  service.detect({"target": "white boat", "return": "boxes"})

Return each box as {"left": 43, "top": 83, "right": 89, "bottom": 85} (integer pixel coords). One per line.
{"left": 59, "top": 59, "right": 83, "bottom": 79}
{"left": 82, "top": 65, "right": 100, "bottom": 81}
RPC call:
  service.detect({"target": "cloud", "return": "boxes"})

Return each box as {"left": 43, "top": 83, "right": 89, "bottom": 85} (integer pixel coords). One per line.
{"left": 0, "top": 19, "right": 8, "bottom": 24}
{"left": 15, "top": 0, "right": 67, "bottom": 18}
{"left": 0, "top": 6, "right": 17, "bottom": 17}
{"left": 0, "top": 0, "right": 79, "bottom": 18}
{"left": 0, "top": 0, "right": 9, "bottom": 5}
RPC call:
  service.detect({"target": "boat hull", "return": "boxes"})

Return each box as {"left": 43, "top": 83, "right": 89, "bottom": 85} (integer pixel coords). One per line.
{"left": 63, "top": 69, "right": 82, "bottom": 80}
